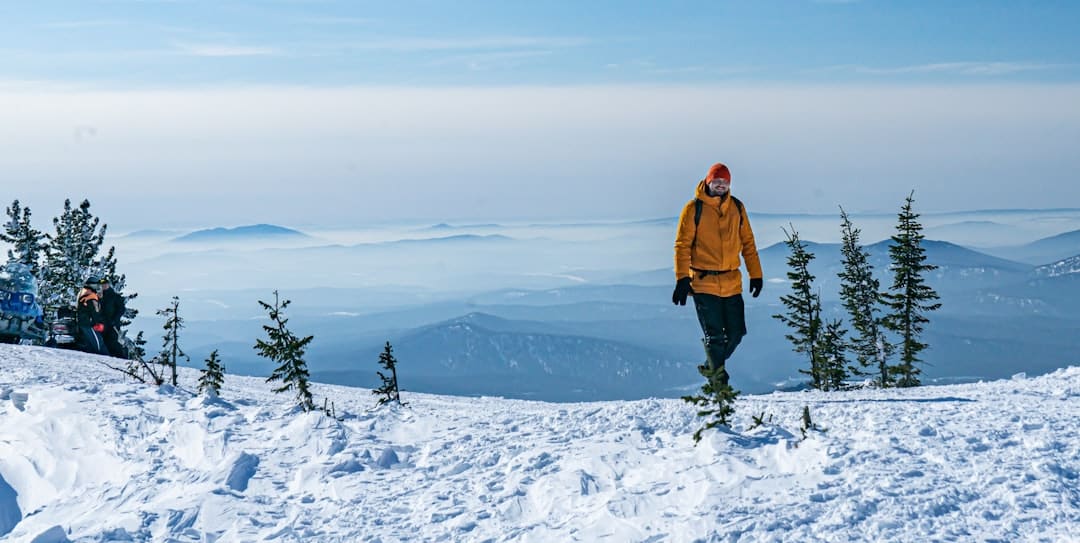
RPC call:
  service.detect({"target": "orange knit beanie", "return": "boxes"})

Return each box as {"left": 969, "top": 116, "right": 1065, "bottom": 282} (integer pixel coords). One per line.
{"left": 706, "top": 162, "right": 731, "bottom": 182}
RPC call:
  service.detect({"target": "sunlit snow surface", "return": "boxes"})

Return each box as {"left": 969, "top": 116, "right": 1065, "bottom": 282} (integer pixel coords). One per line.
{"left": 1, "top": 345, "right": 1077, "bottom": 542}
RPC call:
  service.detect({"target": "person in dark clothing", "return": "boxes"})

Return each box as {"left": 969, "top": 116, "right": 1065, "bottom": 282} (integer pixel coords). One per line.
{"left": 98, "top": 276, "right": 128, "bottom": 359}
{"left": 76, "top": 277, "right": 109, "bottom": 355}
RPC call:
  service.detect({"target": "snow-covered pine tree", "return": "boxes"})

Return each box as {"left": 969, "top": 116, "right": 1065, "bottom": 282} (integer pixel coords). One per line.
{"left": 882, "top": 192, "right": 942, "bottom": 387}
{"left": 373, "top": 341, "right": 403, "bottom": 406}
{"left": 156, "top": 296, "right": 187, "bottom": 387}
{"left": 1, "top": 199, "right": 46, "bottom": 276}
{"left": 837, "top": 207, "right": 894, "bottom": 387}
{"left": 255, "top": 291, "right": 315, "bottom": 412}
{"left": 773, "top": 226, "right": 826, "bottom": 390}
{"left": 198, "top": 349, "right": 225, "bottom": 397}
{"left": 40, "top": 199, "right": 107, "bottom": 313}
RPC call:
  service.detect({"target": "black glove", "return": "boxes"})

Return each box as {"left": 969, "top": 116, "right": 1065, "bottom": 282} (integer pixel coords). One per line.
{"left": 749, "top": 277, "right": 763, "bottom": 298}
{"left": 672, "top": 277, "right": 693, "bottom": 305}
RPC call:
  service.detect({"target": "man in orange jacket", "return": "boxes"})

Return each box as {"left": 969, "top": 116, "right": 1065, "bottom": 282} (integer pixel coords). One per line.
{"left": 672, "top": 162, "right": 763, "bottom": 388}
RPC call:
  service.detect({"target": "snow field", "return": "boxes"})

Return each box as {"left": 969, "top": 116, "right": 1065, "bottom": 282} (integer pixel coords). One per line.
{"left": 0, "top": 344, "right": 1077, "bottom": 542}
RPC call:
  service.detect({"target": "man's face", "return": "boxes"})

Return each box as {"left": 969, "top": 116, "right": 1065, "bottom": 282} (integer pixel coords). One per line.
{"left": 708, "top": 178, "right": 730, "bottom": 195}
{"left": 100, "top": 282, "right": 110, "bottom": 290}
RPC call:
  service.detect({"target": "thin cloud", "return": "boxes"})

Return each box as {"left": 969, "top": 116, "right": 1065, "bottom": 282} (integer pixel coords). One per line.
{"left": 838, "top": 61, "right": 1066, "bottom": 76}
{"left": 647, "top": 66, "right": 761, "bottom": 76}
{"left": 38, "top": 20, "right": 131, "bottom": 29}
{"left": 334, "top": 36, "right": 588, "bottom": 52}
{"left": 431, "top": 50, "right": 553, "bottom": 71}
{"left": 607, "top": 58, "right": 759, "bottom": 77}
{"left": 300, "top": 16, "right": 377, "bottom": 25}
{"left": 172, "top": 42, "right": 279, "bottom": 57}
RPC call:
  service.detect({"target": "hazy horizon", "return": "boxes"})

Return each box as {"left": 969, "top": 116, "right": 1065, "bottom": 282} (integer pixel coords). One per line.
{"left": 3, "top": 2, "right": 1079, "bottom": 229}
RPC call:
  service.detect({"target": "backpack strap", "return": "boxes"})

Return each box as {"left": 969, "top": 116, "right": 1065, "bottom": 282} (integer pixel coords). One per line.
{"left": 694, "top": 197, "right": 744, "bottom": 227}
{"left": 691, "top": 199, "right": 703, "bottom": 252}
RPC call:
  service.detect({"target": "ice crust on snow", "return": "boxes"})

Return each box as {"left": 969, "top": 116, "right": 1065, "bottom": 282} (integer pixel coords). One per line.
{"left": 0, "top": 344, "right": 1078, "bottom": 542}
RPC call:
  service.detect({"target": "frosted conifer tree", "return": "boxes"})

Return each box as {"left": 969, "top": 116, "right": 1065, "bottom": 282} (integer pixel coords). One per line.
{"left": 40, "top": 199, "right": 106, "bottom": 313}
{"left": 1, "top": 199, "right": 46, "bottom": 276}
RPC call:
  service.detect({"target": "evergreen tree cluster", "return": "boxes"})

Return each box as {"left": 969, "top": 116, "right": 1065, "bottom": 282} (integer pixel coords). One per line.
{"left": 774, "top": 192, "right": 941, "bottom": 390}
{"left": 3, "top": 197, "right": 413, "bottom": 416}
{"left": 2, "top": 197, "right": 139, "bottom": 331}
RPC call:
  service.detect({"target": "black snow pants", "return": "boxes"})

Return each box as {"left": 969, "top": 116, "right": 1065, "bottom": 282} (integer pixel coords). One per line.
{"left": 103, "top": 326, "right": 128, "bottom": 359}
{"left": 693, "top": 293, "right": 747, "bottom": 386}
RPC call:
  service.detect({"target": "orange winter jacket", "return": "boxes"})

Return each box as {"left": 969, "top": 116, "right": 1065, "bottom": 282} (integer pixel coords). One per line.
{"left": 673, "top": 180, "right": 763, "bottom": 297}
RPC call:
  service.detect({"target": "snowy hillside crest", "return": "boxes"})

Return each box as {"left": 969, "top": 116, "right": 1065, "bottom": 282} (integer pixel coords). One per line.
{"left": 1, "top": 345, "right": 1078, "bottom": 542}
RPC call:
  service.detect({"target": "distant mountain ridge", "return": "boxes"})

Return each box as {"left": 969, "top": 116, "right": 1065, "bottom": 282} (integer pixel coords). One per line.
{"left": 986, "top": 228, "right": 1080, "bottom": 265}
{"left": 171, "top": 224, "right": 310, "bottom": 243}
{"left": 313, "top": 311, "right": 695, "bottom": 401}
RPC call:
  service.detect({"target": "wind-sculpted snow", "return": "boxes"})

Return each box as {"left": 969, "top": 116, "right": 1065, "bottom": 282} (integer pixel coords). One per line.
{"left": 1, "top": 345, "right": 1078, "bottom": 542}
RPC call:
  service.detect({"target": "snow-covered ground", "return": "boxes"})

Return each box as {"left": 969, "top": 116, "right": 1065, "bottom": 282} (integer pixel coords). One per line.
{"left": 1, "top": 345, "right": 1077, "bottom": 542}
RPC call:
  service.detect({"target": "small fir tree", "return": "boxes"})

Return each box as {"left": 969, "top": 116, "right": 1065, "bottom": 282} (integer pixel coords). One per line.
{"left": 373, "top": 341, "right": 404, "bottom": 406}
{"left": 255, "top": 290, "right": 315, "bottom": 412}
{"left": 773, "top": 226, "right": 826, "bottom": 390}
{"left": 125, "top": 329, "right": 164, "bottom": 385}
{"left": 882, "top": 192, "right": 942, "bottom": 387}
{"left": 816, "top": 318, "right": 852, "bottom": 391}
{"left": 682, "top": 367, "right": 739, "bottom": 443}
{"left": 198, "top": 350, "right": 225, "bottom": 396}
{"left": 156, "top": 296, "right": 187, "bottom": 387}
{"left": 837, "top": 206, "right": 894, "bottom": 387}
{"left": 1, "top": 199, "right": 46, "bottom": 277}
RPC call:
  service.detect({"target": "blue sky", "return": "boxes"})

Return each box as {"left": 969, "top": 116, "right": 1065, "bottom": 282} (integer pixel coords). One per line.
{"left": 2, "top": 1, "right": 1079, "bottom": 227}
{"left": 4, "top": 0, "right": 1079, "bottom": 86}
